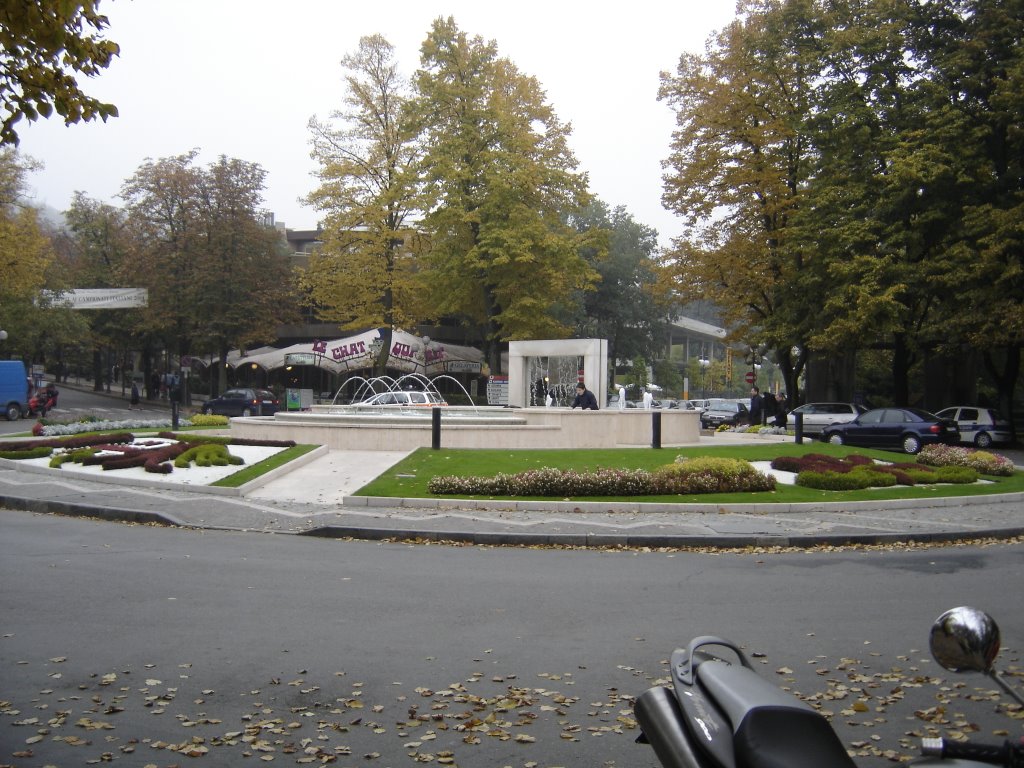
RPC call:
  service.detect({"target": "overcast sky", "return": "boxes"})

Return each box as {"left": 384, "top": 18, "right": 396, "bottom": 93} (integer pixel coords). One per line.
{"left": 17, "top": 0, "right": 737, "bottom": 248}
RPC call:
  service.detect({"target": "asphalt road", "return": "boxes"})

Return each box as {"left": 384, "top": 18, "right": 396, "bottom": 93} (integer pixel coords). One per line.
{"left": 0, "top": 383, "right": 172, "bottom": 436}
{"left": 2, "top": 511, "right": 1022, "bottom": 767}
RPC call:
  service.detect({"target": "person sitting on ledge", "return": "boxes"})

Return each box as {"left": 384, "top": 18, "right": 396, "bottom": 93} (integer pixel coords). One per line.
{"left": 570, "top": 383, "right": 599, "bottom": 410}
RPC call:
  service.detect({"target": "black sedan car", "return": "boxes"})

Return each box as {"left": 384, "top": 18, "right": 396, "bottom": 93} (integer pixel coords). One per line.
{"left": 200, "top": 388, "right": 280, "bottom": 417}
{"left": 700, "top": 401, "right": 750, "bottom": 429}
{"left": 820, "top": 407, "right": 959, "bottom": 454}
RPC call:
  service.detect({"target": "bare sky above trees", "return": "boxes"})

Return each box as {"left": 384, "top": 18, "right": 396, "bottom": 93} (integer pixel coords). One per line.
{"left": 15, "top": 0, "right": 736, "bottom": 246}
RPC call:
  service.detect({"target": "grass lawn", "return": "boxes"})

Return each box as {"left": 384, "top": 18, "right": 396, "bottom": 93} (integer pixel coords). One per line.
{"left": 211, "top": 444, "right": 320, "bottom": 488}
{"left": 353, "top": 443, "right": 1024, "bottom": 504}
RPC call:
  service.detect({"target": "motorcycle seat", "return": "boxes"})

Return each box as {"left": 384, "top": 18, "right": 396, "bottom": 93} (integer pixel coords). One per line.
{"left": 697, "top": 661, "right": 856, "bottom": 768}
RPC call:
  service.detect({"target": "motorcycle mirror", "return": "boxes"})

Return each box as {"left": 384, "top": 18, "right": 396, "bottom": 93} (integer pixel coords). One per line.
{"left": 929, "top": 606, "right": 1001, "bottom": 674}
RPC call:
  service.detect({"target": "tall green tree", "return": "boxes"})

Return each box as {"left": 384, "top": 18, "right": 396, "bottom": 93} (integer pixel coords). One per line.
{"left": 195, "top": 156, "right": 297, "bottom": 392}
{"left": 798, "top": 0, "right": 953, "bottom": 406}
{"left": 120, "top": 151, "right": 297, "bottom": 393}
{"left": 658, "top": 0, "right": 820, "bottom": 402}
{"left": 304, "top": 34, "right": 427, "bottom": 366}
{"left": 909, "top": 0, "right": 1024, "bottom": 418}
{"left": 57, "top": 192, "right": 139, "bottom": 389}
{"left": 411, "top": 17, "right": 597, "bottom": 372}
{"left": 0, "top": 0, "right": 119, "bottom": 146}
{"left": 571, "top": 201, "right": 669, "bottom": 385}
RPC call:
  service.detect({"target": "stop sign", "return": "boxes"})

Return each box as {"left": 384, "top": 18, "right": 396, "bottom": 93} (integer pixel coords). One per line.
{"left": 744, "top": 371, "right": 756, "bottom": 384}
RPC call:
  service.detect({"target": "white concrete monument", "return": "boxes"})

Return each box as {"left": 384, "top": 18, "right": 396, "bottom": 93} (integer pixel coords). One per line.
{"left": 507, "top": 339, "right": 608, "bottom": 408}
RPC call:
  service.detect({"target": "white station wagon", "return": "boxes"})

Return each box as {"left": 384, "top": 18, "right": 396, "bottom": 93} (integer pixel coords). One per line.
{"left": 787, "top": 402, "right": 867, "bottom": 434}
{"left": 359, "top": 390, "right": 447, "bottom": 407}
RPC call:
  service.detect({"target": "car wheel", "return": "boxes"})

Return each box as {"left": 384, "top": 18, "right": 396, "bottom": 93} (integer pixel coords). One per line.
{"left": 827, "top": 433, "right": 844, "bottom": 445}
{"left": 202, "top": 406, "right": 211, "bottom": 415}
{"left": 902, "top": 434, "right": 921, "bottom": 454}
{"left": 974, "top": 431, "right": 992, "bottom": 449}
{"left": 242, "top": 407, "right": 252, "bottom": 417}
{"left": 5, "top": 403, "right": 19, "bottom": 421}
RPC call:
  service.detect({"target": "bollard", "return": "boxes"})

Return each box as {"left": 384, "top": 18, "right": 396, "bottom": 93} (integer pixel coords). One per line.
{"left": 794, "top": 411, "right": 803, "bottom": 444}
{"left": 171, "top": 401, "right": 179, "bottom": 431}
{"left": 651, "top": 410, "right": 662, "bottom": 449}
{"left": 431, "top": 406, "right": 441, "bottom": 449}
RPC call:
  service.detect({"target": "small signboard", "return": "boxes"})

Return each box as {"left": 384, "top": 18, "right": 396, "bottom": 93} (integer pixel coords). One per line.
{"left": 286, "top": 388, "right": 315, "bottom": 410}
{"left": 486, "top": 375, "right": 509, "bottom": 406}
{"left": 285, "top": 353, "right": 319, "bottom": 366}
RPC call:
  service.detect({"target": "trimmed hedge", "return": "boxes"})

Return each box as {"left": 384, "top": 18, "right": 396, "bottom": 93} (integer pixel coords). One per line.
{"left": 780, "top": 452, "right": 981, "bottom": 489}
{"left": 175, "top": 443, "right": 244, "bottom": 469}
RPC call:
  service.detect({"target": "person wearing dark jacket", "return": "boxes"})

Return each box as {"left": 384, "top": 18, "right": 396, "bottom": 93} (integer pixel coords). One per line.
{"left": 570, "top": 383, "right": 599, "bottom": 410}
{"left": 749, "top": 386, "right": 763, "bottom": 425}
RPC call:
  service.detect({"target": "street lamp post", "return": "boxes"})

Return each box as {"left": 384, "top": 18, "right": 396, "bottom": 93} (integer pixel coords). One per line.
{"left": 699, "top": 357, "right": 710, "bottom": 399}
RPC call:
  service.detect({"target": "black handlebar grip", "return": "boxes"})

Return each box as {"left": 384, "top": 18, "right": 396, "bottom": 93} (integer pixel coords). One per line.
{"left": 921, "top": 737, "right": 1024, "bottom": 767}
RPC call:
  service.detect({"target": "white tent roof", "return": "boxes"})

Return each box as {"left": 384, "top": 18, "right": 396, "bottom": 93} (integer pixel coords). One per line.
{"left": 218, "top": 330, "right": 483, "bottom": 375}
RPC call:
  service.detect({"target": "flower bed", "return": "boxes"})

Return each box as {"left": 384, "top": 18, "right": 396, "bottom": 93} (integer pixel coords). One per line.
{"left": 428, "top": 455, "right": 776, "bottom": 497}
{"left": 770, "top": 452, "right": 984, "bottom": 490}
{"left": 2, "top": 430, "right": 297, "bottom": 480}
{"left": 425, "top": 446, "right": 1013, "bottom": 499}
{"left": 917, "top": 444, "right": 1015, "bottom": 476}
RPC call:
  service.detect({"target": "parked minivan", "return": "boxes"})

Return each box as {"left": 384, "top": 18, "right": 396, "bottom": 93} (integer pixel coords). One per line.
{"left": 0, "top": 360, "right": 30, "bottom": 420}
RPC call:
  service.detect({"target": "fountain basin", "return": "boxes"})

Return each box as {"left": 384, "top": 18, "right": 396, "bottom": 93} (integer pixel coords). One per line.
{"left": 228, "top": 406, "right": 702, "bottom": 451}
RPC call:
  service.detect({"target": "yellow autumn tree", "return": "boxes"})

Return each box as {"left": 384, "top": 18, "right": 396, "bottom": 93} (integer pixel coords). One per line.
{"left": 304, "top": 35, "right": 427, "bottom": 335}
{"left": 0, "top": 148, "right": 53, "bottom": 347}
{"left": 411, "top": 17, "right": 597, "bottom": 373}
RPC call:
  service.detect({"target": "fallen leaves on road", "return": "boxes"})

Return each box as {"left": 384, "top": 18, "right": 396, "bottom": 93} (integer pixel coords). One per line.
{"left": 2, "top": 642, "right": 1020, "bottom": 767}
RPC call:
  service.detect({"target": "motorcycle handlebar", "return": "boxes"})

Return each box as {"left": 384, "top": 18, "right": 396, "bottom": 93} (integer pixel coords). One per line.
{"left": 921, "top": 737, "right": 1024, "bottom": 767}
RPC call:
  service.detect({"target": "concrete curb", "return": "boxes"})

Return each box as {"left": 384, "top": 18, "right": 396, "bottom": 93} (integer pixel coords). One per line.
{"left": 298, "top": 523, "right": 1024, "bottom": 548}
{"left": 342, "top": 490, "right": 1024, "bottom": 515}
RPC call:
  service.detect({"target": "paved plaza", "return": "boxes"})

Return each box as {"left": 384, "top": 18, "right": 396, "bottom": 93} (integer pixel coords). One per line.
{"left": 2, "top": 434, "right": 1022, "bottom": 547}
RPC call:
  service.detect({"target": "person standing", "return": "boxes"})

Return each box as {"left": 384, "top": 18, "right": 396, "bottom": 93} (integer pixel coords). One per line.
{"left": 774, "top": 392, "right": 788, "bottom": 428}
{"left": 129, "top": 381, "right": 140, "bottom": 410}
{"left": 642, "top": 388, "right": 653, "bottom": 409}
{"left": 570, "top": 383, "right": 599, "bottom": 410}
{"left": 749, "top": 386, "right": 763, "bottom": 425}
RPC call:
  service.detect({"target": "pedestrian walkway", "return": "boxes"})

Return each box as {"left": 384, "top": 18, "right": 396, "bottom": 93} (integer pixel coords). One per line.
{"left": 1, "top": 443, "right": 1022, "bottom": 547}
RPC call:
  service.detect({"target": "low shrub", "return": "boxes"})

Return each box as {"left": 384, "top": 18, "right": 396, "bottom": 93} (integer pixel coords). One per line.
{"left": 188, "top": 413, "right": 229, "bottom": 426}
{"left": 174, "top": 443, "right": 244, "bottom": 469}
{"left": 901, "top": 467, "right": 939, "bottom": 484}
{"left": 848, "top": 465, "right": 898, "bottom": 487}
{"left": 653, "top": 457, "right": 775, "bottom": 494}
{"left": 1, "top": 445, "right": 53, "bottom": 460}
{"left": 796, "top": 470, "right": 872, "bottom": 490}
{"left": 50, "top": 447, "right": 97, "bottom": 468}
{"left": 934, "top": 465, "right": 980, "bottom": 484}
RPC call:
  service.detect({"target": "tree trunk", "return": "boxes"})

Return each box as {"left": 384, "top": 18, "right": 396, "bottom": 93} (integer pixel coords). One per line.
{"left": 985, "top": 344, "right": 1021, "bottom": 442}
{"left": 892, "top": 333, "right": 911, "bottom": 406}
{"left": 92, "top": 348, "right": 104, "bottom": 392}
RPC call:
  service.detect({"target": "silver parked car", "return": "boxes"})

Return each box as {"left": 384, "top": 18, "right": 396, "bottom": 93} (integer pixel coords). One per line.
{"left": 788, "top": 402, "right": 867, "bottom": 434}
{"left": 935, "top": 406, "right": 1013, "bottom": 449}
{"left": 359, "top": 390, "right": 447, "bottom": 407}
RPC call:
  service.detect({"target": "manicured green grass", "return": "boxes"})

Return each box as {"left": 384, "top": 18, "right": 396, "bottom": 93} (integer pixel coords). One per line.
{"left": 211, "top": 444, "right": 320, "bottom": 488}
{"left": 353, "top": 443, "right": 1024, "bottom": 504}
